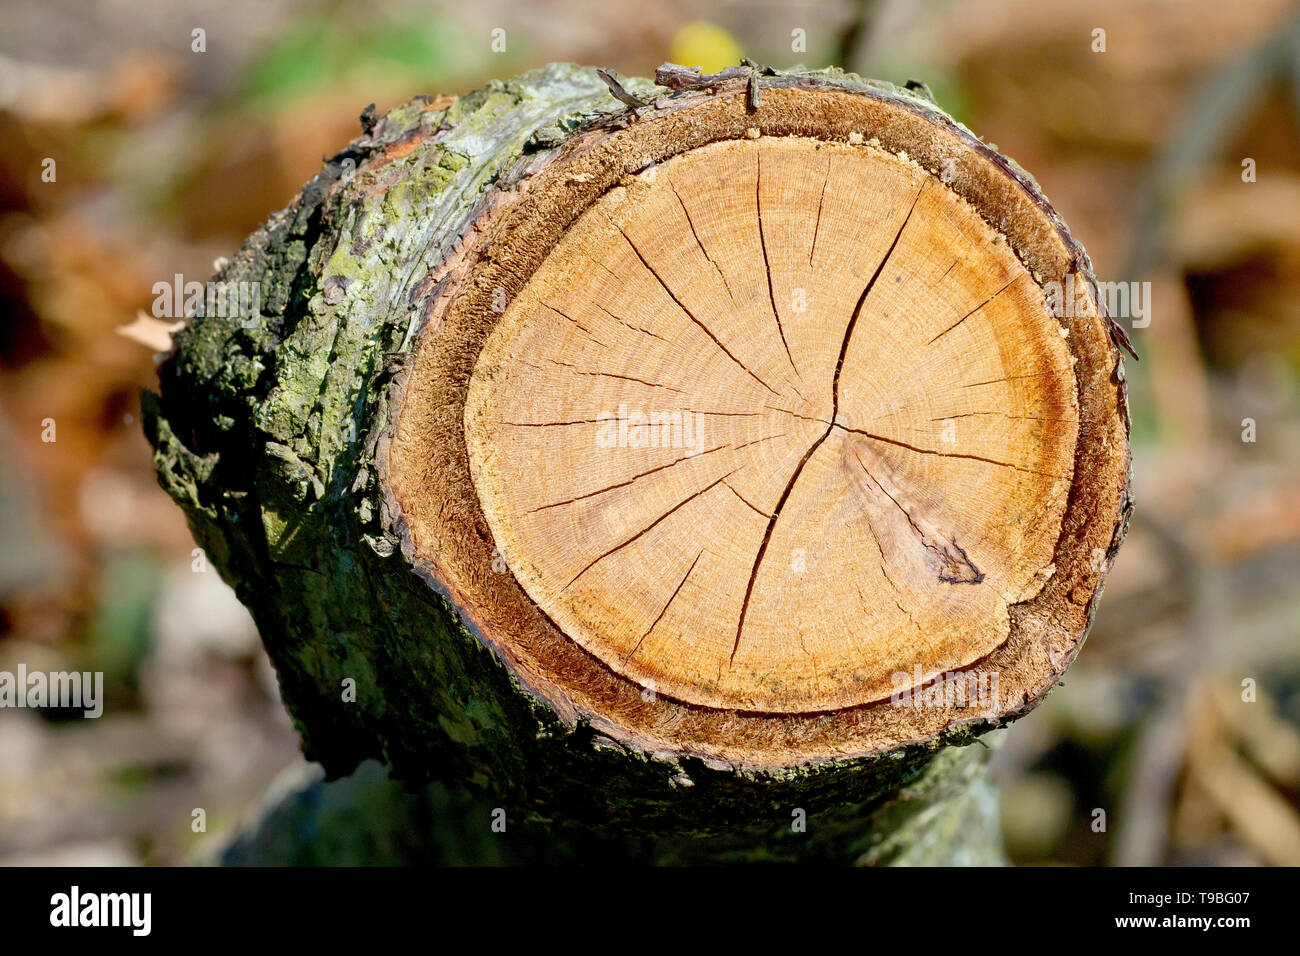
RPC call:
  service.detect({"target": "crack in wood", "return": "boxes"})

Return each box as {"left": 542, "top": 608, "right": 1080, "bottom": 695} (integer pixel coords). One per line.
{"left": 722, "top": 480, "right": 771, "bottom": 518}
{"left": 611, "top": 222, "right": 786, "bottom": 400}
{"left": 926, "top": 275, "right": 1021, "bottom": 346}
{"left": 589, "top": 300, "right": 669, "bottom": 343}
{"left": 496, "top": 407, "right": 773, "bottom": 427}
{"left": 668, "top": 178, "right": 738, "bottom": 307}
{"left": 926, "top": 411, "right": 1079, "bottom": 424}
{"left": 730, "top": 183, "right": 925, "bottom": 663}
{"left": 626, "top": 548, "right": 706, "bottom": 661}
{"left": 528, "top": 441, "right": 733, "bottom": 512}
{"left": 525, "top": 358, "right": 686, "bottom": 394}
{"left": 809, "top": 154, "right": 831, "bottom": 270}
{"left": 544, "top": 302, "right": 610, "bottom": 348}
{"left": 756, "top": 150, "right": 802, "bottom": 385}
{"left": 838, "top": 425, "right": 1063, "bottom": 478}
{"left": 561, "top": 471, "right": 735, "bottom": 591}
{"left": 850, "top": 446, "right": 984, "bottom": 586}
{"left": 961, "top": 370, "right": 1052, "bottom": 389}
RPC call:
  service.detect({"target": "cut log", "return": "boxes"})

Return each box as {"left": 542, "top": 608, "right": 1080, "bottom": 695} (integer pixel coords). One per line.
{"left": 145, "top": 64, "right": 1132, "bottom": 862}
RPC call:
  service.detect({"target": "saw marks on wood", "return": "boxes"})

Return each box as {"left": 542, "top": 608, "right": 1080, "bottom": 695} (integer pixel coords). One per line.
{"left": 464, "top": 136, "right": 1079, "bottom": 712}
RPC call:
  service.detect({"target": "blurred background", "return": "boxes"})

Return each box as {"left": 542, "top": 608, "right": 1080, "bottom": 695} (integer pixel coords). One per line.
{"left": 2, "top": 0, "right": 1299, "bottom": 866}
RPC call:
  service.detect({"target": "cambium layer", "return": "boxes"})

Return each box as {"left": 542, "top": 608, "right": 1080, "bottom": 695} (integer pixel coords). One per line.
{"left": 145, "top": 64, "right": 1132, "bottom": 847}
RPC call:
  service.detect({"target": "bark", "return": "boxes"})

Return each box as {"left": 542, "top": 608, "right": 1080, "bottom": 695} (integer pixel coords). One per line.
{"left": 144, "top": 63, "right": 1130, "bottom": 863}
{"left": 219, "top": 743, "right": 1004, "bottom": 865}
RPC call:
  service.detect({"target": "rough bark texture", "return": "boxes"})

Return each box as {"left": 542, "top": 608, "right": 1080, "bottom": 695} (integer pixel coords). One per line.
{"left": 219, "top": 742, "right": 1004, "bottom": 865}
{"left": 145, "top": 63, "right": 1130, "bottom": 862}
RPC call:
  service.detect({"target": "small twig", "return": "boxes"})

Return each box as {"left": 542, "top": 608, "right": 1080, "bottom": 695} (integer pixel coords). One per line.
{"left": 1108, "top": 313, "right": 1139, "bottom": 361}
{"left": 359, "top": 102, "right": 377, "bottom": 137}
{"left": 655, "top": 61, "right": 776, "bottom": 112}
{"left": 740, "top": 58, "right": 772, "bottom": 109}
{"left": 596, "top": 69, "right": 648, "bottom": 112}
{"left": 654, "top": 62, "right": 750, "bottom": 91}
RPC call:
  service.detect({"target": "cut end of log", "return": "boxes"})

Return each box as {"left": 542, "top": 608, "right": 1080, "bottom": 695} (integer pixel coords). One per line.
{"left": 386, "top": 78, "right": 1130, "bottom": 765}
{"left": 464, "top": 137, "right": 1077, "bottom": 713}
{"left": 146, "top": 64, "right": 1132, "bottom": 807}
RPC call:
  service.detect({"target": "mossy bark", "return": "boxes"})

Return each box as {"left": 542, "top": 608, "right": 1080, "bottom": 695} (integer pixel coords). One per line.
{"left": 140, "top": 63, "right": 1093, "bottom": 863}
{"left": 219, "top": 743, "right": 1004, "bottom": 865}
